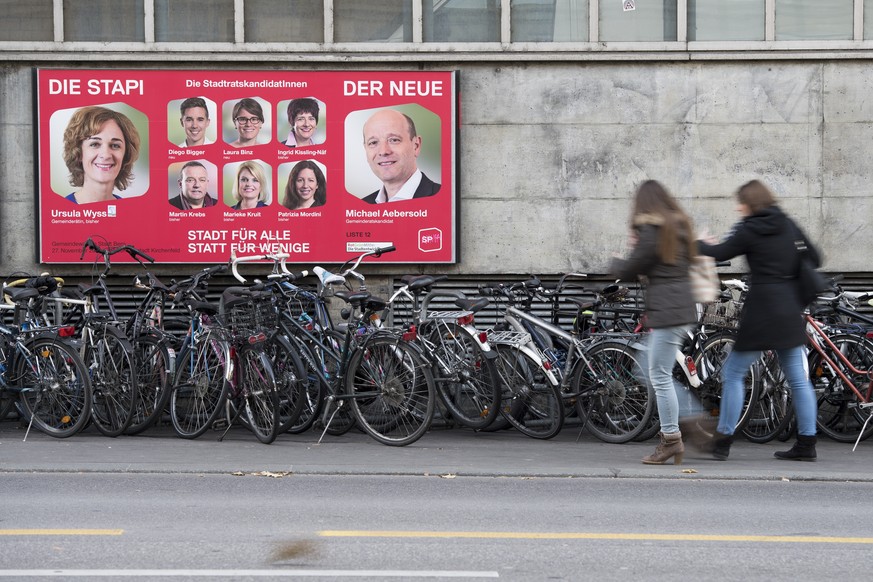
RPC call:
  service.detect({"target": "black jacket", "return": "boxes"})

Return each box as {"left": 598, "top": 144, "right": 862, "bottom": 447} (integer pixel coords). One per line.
{"left": 610, "top": 213, "right": 698, "bottom": 329}
{"left": 697, "top": 205, "right": 820, "bottom": 351}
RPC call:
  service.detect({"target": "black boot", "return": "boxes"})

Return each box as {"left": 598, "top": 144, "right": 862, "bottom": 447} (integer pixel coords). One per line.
{"left": 712, "top": 432, "right": 733, "bottom": 461}
{"left": 774, "top": 434, "right": 817, "bottom": 462}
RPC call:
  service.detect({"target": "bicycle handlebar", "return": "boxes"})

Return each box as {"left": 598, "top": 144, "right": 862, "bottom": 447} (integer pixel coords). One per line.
{"left": 337, "top": 246, "right": 396, "bottom": 278}
{"left": 79, "top": 237, "right": 155, "bottom": 268}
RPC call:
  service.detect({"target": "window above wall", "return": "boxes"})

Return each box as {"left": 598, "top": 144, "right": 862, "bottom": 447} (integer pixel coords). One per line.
{"left": 2, "top": 0, "right": 873, "bottom": 60}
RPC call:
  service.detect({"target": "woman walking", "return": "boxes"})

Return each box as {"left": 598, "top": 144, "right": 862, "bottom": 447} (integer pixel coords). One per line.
{"left": 698, "top": 180, "right": 820, "bottom": 461}
{"left": 611, "top": 180, "right": 700, "bottom": 465}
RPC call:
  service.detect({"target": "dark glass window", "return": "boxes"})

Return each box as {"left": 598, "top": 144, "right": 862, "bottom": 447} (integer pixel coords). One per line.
{"left": 425, "top": 0, "right": 501, "bottom": 42}
{"left": 65, "top": 0, "right": 145, "bottom": 42}
{"left": 688, "top": 0, "right": 764, "bottom": 41}
{"left": 600, "top": 0, "right": 677, "bottom": 42}
{"left": 155, "top": 0, "right": 234, "bottom": 42}
{"left": 0, "top": 0, "right": 53, "bottom": 41}
{"left": 334, "top": 0, "right": 412, "bottom": 42}
{"left": 245, "top": 0, "right": 324, "bottom": 42}
{"left": 511, "top": 0, "right": 589, "bottom": 42}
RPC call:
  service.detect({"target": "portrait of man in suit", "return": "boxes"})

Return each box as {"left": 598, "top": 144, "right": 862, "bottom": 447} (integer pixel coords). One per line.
{"left": 361, "top": 108, "right": 440, "bottom": 204}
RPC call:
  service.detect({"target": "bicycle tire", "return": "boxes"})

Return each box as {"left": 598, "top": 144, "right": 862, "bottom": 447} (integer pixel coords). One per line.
{"left": 810, "top": 333, "right": 873, "bottom": 443}
{"left": 692, "top": 332, "right": 757, "bottom": 433}
{"left": 239, "top": 345, "right": 280, "bottom": 444}
{"left": 126, "top": 334, "right": 173, "bottom": 435}
{"left": 15, "top": 335, "right": 91, "bottom": 438}
{"left": 170, "top": 331, "right": 230, "bottom": 439}
{"left": 283, "top": 334, "right": 325, "bottom": 434}
{"left": 347, "top": 335, "right": 435, "bottom": 446}
{"left": 426, "top": 321, "right": 501, "bottom": 430}
{"left": 742, "top": 350, "right": 793, "bottom": 443}
{"left": 86, "top": 326, "right": 138, "bottom": 437}
{"left": 315, "top": 329, "right": 357, "bottom": 436}
{"left": 492, "top": 344, "right": 563, "bottom": 439}
{"left": 266, "top": 334, "right": 306, "bottom": 434}
{"left": 573, "top": 341, "right": 652, "bottom": 444}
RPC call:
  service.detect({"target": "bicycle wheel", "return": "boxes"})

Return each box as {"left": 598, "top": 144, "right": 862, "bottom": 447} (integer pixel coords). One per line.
{"left": 573, "top": 341, "right": 652, "bottom": 443}
{"left": 170, "top": 332, "right": 230, "bottom": 439}
{"left": 810, "top": 334, "right": 873, "bottom": 443}
{"left": 313, "top": 329, "right": 357, "bottom": 436}
{"left": 15, "top": 336, "right": 91, "bottom": 438}
{"left": 742, "top": 350, "right": 793, "bottom": 443}
{"left": 266, "top": 334, "right": 306, "bottom": 434}
{"left": 126, "top": 334, "right": 173, "bottom": 435}
{"left": 239, "top": 345, "right": 280, "bottom": 444}
{"left": 347, "top": 335, "right": 435, "bottom": 446}
{"left": 692, "top": 332, "right": 757, "bottom": 433}
{"left": 492, "top": 344, "right": 563, "bottom": 439}
{"left": 427, "top": 321, "right": 501, "bottom": 430}
{"left": 284, "top": 334, "right": 325, "bottom": 434}
{"left": 85, "top": 326, "right": 138, "bottom": 437}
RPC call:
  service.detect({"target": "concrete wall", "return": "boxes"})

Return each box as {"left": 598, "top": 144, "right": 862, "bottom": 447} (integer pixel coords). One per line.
{"left": 2, "top": 60, "right": 871, "bottom": 278}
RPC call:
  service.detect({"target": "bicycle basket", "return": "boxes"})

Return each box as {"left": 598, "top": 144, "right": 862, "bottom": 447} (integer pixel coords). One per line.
{"left": 700, "top": 299, "right": 742, "bottom": 330}
{"left": 224, "top": 293, "right": 277, "bottom": 337}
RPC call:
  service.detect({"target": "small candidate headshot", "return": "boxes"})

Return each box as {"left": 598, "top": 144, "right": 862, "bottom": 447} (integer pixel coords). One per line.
{"left": 62, "top": 105, "right": 141, "bottom": 205}
{"left": 282, "top": 160, "right": 326, "bottom": 210}
{"left": 229, "top": 98, "right": 265, "bottom": 148}
{"left": 231, "top": 161, "right": 270, "bottom": 210}
{"left": 169, "top": 161, "right": 216, "bottom": 211}
{"left": 282, "top": 98, "right": 321, "bottom": 148}
{"left": 178, "top": 97, "right": 213, "bottom": 148}
{"left": 361, "top": 108, "right": 439, "bottom": 204}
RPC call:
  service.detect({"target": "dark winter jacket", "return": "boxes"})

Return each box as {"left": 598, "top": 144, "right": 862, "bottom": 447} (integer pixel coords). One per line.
{"left": 610, "top": 213, "right": 698, "bottom": 329}
{"left": 697, "top": 205, "right": 820, "bottom": 351}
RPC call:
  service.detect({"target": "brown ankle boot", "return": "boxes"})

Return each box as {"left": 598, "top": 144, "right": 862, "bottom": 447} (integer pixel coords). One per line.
{"left": 642, "top": 431, "right": 684, "bottom": 465}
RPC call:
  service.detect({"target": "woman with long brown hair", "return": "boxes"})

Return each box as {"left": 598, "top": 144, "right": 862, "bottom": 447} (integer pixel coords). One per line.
{"left": 611, "top": 180, "right": 700, "bottom": 465}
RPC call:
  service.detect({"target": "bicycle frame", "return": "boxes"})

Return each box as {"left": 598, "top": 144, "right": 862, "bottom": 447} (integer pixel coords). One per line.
{"left": 804, "top": 313, "right": 873, "bottom": 450}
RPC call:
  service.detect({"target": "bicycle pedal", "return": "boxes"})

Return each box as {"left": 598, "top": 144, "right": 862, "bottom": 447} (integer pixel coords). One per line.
{"left": 212, "top": 419, "right": 229, "bottom": 431}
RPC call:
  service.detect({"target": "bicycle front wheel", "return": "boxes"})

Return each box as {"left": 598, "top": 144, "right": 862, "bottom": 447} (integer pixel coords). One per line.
{"left": 126, "top": 334, "right": 173, "bottom": 435}
{"left": 86, "top": 326, "right": 138, "bottom": 437}
{"left": 170, "top": 333, "right": 230, "bottom": 439}
{"left": 15, "top": 336, "right": 91, "bottom": 438}
{"left": 427, "top": 321, "right": 500, "bottom": 430}
{"left": 492, "top": 344, "right": 563, "bottom": 439}
{"left": 347, "top": 335, "right": 435, "bottom": 446}
{"left": 267, "top": 334, "right": 306, "bottom": 434}
{"left": 239, "top": 346, "right": 280, "bottom": 444}
{"left": 811, "top": 334, "right": 873, "bottom": 443}
{"left": 693, "top": 333, "right": 757, "bottom": 433}
{"left": 742, "top": 350, "right": 793, "bottom": 443}
{"left": 573, "top": 341, "right": 652, "bottom": 443}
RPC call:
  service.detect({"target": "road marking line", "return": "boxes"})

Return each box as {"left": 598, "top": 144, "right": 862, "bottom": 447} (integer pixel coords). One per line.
{"left": 0, "top": 529, "right": 123, "bottom": 536}
{"left": 0, "top": 570, "right": 498, "bottom": 578}
{"left": 319, "top": 530, "right": 873, "bottom": 544}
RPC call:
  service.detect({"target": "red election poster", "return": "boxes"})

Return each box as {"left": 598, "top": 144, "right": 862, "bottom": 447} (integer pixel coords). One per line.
{"left": 35, "top": 69, "right": 459, "bottom": 264}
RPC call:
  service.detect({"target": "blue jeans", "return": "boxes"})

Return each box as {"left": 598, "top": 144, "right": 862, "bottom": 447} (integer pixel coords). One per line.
{"left": 646, "top": 325, "right": 702, "bottom": 434}
{"left": 719, "top": 345, "right": 817, "bottom": 436}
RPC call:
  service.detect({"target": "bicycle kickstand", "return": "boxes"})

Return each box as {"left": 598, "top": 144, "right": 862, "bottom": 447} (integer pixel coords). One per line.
{"left": 852, "top": 402, "right": 873, "bottom": 452}
{"left": 316, "top": 395, "right": 341, "bottom": 445}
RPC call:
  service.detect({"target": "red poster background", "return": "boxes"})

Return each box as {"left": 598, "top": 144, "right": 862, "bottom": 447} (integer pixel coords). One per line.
{"left": 36, "top": 69, "right": 458, "bottom": 264}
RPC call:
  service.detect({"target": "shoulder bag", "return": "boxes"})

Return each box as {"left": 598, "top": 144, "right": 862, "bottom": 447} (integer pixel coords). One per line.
{"left": 792, "top": 223, "right": 828, "bottom": 306}
{"left": 689, "top": 255, "right": 720, "bottom": 303}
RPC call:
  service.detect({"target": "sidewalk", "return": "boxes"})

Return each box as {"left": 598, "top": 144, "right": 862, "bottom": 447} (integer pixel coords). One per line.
{"left": 1, "top": 421, "right": 871, "bottom": 482}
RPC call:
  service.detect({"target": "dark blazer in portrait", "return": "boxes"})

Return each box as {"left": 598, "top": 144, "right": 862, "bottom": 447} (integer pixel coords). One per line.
{"left": 168, "top": 195, "right": 217, "bottom": 210}
{"left": 362, "top": 173, "right": 440, "bottom": 204}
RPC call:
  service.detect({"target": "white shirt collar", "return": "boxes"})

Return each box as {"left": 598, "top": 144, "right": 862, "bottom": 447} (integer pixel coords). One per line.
{"left": 375, "top": 169, "right": 422, "bottom": 204}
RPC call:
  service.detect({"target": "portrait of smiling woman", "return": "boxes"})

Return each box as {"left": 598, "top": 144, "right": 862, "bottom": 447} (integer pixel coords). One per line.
{"left": 282, "top": 160, "right": 326, "bottom": 210}
{"left": 62, "top": 105, "right": 141, "bottom": 205}
{"left": 230, "top": 160, "right": 270, "bottom": 210}
{"left": 227, "top": 98, "right": 268, "bottom": 148}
